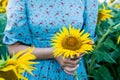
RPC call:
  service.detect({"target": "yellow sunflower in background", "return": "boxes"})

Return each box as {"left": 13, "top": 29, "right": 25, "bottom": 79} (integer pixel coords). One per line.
{"left": 113, "top": 3, "right": 120, "bottom": 9}
{"left": 117, "top": 36, "right": 120, "bottom": 44}
{"left": 108, "top": 0, "right": 116, "bottom": 5}
{"left": 98, "top": 5, "right": 113, "bottom": 24}
{"left": 51, "top": 25, "right": 93, "bottom": 58}
{"left": 107, "top": 0, "right": 120, "bottom": 9}
{"left": 0, "top": 47, "right": 38, "bottom": 80}
{"left": 0, "top": 78, "right": 4, "bottom": 80}
{"left": 0, "top": 0, "right": 8, "bottom": 13}
{"left": 0, "top": 7, "right": 5, "bottom": 13}
{"left": 1, "top": 0, "right": 7, "bottom": 8}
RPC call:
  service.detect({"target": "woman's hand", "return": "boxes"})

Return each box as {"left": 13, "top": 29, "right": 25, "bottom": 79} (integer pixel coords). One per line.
{"left": 78, "top": 40, "right": 95, "bottom": 57}
{"left": 55, "top": 56, "right": 80, "bottom": 75}
{"left": 88, "top": 40, "right": 94, "bottom": 45}
{"left": 55, "top": 40, "right": 94, "bottom": 75}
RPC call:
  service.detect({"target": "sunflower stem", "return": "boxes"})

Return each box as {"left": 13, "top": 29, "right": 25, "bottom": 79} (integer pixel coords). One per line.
{"left": 96, "top": 22, "right": 120, "bottom": 49}
{"left": 74, "top": 70, "right": 78, "bottom": 80}
{"left": 89, "top": 56, "right": 96, "bottom": 73}
{"left": 96, "top": 28, "right": 111, "bottom": 49}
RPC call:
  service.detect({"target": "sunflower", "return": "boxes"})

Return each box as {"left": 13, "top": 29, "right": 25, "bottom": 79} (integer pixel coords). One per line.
{"left": 0, "top": 0, "right": 8, "bottom": 13}
{"left": 0, "top": 47, "right": 38, "bottom": 80}
{"left": 0, "top": 78, "right": 4, "bottom": 80}
{"left": 108, "top": 0, "right": 116, "bottom": 5}
{"left": 113, "top": 3, "right": 120, "bottom": 9}
{"left": 98, "top": 5, "right": 113, "bottom": 24}
{"left": 51, "top": 25, "right": 93, "bottom": 58}
{"left": 117, "top": 35, "right": 120, "bottom": 44}
{"left": 2, "top": 0, "right": 8, "bottom": 8}
{"left": 0, "top": 7, "right": 6, "bottom": 13}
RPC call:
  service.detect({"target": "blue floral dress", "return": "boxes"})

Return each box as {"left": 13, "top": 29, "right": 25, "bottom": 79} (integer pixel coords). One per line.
{"left": 3, "top": 0, "right": 98, "bottom": 80}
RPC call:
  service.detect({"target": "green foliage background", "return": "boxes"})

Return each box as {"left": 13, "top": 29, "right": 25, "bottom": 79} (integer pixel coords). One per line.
{"left": 84, "top": 3, "right": 120, "bottom": 80}
{"left": 0, "top": 13, "right": 8, "bottom": 58}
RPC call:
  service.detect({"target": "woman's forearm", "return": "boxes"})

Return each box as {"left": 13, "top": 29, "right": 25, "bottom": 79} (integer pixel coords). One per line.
{"left": 8, "top": 43, "right": 54, "bottom": 59}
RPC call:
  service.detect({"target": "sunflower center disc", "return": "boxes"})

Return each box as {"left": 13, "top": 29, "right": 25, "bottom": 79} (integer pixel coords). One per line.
{"left": 62, "top": 36, "right": 81, "bottom": 50}
{"left": 67, "top": 36, "right": 77, "bottom": 46}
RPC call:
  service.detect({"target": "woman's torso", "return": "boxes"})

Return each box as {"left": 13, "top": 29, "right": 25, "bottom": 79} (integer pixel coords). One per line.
{"left": 25, "top": 0, "right": 85, "bottom": 47}
{"left": 4, "top": 0, "right": 89, "bottom": 79}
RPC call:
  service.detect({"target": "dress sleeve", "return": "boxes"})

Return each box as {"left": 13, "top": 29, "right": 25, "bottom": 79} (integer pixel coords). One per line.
{"left": 3, "top": 0, "right": 32, "bottom": 45}
{"left": 82, "top": 0, "right": 98, "bottom": 41}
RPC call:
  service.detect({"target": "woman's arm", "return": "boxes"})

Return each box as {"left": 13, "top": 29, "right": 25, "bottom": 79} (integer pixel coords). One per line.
{"left": 8, "top": 42, "right": 80, "bottom": 75}
{"left": 4, "top": 0, "right": 54, "bottom": 59}
{"left": 8, "top": 42, "right": 54, "bottom": 59}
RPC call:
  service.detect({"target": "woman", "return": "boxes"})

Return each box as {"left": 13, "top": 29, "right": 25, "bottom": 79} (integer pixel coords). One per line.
{"left": 3, "top": 0, "right": 98, "bottom": 80}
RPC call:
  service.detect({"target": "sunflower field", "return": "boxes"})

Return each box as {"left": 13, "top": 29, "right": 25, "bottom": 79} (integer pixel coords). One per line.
{"left": 0, "top": 0, "right": 120, "bottom": 80}
{"left": 0, "top": 0, "right": 7, "bottom": 58}
{"left": 84, "top": 0, "right": 120, "bottom": 80}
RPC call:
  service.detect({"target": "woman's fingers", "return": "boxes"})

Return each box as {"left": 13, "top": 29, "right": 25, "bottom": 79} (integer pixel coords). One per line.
{"left": 56, "top": 56, "right": 80, "bottom": 75}
{"left": 63, "top": 63, "right": 77, "bottom": 68}
{"left": 64, "top": 64, "right": 79, "bottom": 75}
{"left": 64, "top": 64, "right": 79, "bottom": 72}
{"left": 88, "top": 40, "right": 94, "bottom": 45}
{"left": 79, "top": 52, "right": 84, "bottom": 57}
{"left": 71, "top": 55, "right": 81, "bottom": 60}
{"left": 64, "top": 69, "right": 74, "bottom": 75}
{"left": 63, "top": 58, "right": 79, "bottom": 66}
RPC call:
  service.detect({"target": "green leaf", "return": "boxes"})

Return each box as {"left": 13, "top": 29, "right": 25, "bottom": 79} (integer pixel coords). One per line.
{"left": 0, "top": 57, "right": 7, "bottom": 69}
{"left": 93, "top": 70, "right": 103, "bottom": 80}
{"left": 96, "top": 25, "right": 104, "bottom": 37}
{"left": 0, "top": 13, "right": 7, "bottom": 31}
{"left": 0, "top": 45, "right": 8, "bottom": 59}
{"left": 112, "top": 22, "right": 120, "bottom": 30}
{"left": 117, "top": 66, "right": 120, "bottom": 74}
{"left": 94, "top": 49, "right": 105, "bottom": 62}
{"left": 104, "top": 38, "right": 118, "bottom": 51}
{"left": 93, "top": 66, "right": 114, "bottom": 80}
{"left": 0, "top": 44, "right": 2, "bottom": 46}
{"left": 103, "top": 51, "right": 116, "bottom": 63}
{"left": 107, "top": 19, "right": 114, "bottom": 26}
{"left": 111, "top": 51, "right": 120, "bottom": 60}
